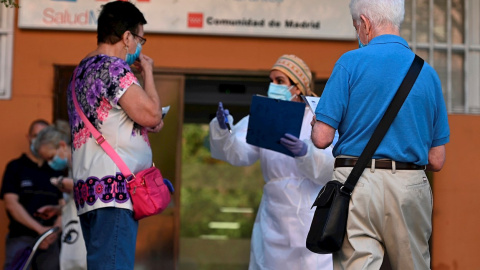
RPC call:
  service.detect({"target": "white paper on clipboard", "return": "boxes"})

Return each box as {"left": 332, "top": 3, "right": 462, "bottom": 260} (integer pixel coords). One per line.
{"left": 301, "top": 95, "right": 320, "bottom": 114}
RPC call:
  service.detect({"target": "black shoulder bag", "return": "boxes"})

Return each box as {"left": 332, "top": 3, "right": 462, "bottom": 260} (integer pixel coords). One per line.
{"left": 306, "top": 55, "right": 424, "bottom": 254}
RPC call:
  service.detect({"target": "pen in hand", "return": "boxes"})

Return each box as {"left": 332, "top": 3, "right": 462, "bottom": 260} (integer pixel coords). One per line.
{"left": 224, "top": 114, "right": 232, "bottom": 133}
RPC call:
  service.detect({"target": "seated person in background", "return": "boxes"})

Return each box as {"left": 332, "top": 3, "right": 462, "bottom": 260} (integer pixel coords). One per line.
{"left": 34, "top": 120, "right": 87, "bottom": 270}
{"left": 1, "top": 119, "right": 63, "bottom": 270}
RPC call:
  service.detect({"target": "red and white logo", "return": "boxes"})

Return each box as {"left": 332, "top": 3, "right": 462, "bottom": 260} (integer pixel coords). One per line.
{"left": 188, "top": 13, "right": 203, "bottom": 28}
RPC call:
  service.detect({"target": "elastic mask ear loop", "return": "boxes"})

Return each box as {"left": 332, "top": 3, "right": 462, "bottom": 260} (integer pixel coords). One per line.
{"left": 288, "top": 85, "right": 298, "bottom": 101}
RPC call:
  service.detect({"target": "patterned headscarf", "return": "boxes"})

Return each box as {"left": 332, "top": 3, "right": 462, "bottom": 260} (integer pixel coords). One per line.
{"left": 271, "top": 54, "right": 314, "bottom": 96}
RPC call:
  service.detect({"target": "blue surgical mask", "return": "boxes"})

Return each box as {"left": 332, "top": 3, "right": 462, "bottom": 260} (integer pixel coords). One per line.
{"left": 267, "top": 83, "right": 293, "bottom": 101}
{"left": 125, "top": 42, "right": 142, "bottom": 66}
{"left": 357, "top": 34, "right": 367, "bottom": 48}
{"left": 30, "top": 139, "right": 38, "bottom": 157}
{"left": 48, "top": 154, "right": 68, "bottom": 171}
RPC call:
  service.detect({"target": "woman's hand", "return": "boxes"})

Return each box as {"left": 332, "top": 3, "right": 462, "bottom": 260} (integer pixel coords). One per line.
{"left": 50, "top": 176, "right": 74, "bottom": 193}
{"left": 146, "top": 120, "right": 164, "bottom": 133}
{"left": 133, "top": 53, "right": 154, "bottom": 78}
{"left": 120, "top": 53, "right": 162, "bottom": 128}
{"left": 38, "top": 227, "right": 60, "bottom": 250}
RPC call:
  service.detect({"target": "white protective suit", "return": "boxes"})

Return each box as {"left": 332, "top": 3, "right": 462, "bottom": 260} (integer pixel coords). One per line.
{"left": 209, "top": 107, "right": 334, "bottom": 270}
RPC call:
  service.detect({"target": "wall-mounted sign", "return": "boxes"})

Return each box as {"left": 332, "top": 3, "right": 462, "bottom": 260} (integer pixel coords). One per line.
{"left": 18, "top": 0, "right": 355, "bottom": 40}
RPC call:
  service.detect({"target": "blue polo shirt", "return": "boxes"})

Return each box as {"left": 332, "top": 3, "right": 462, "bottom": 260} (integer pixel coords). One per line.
{"left": 315, "top": 35, "right": 450, "bottom": 165}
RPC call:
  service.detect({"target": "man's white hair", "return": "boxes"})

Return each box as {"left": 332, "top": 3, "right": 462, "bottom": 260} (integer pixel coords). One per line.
{"left": 350, "top": 0, "right": 405, "bottom": 30}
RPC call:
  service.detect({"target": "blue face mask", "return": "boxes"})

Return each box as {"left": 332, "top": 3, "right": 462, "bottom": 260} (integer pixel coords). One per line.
{"left": 125, "top": 42, "right": 142, "bottom": 66}
{"left": 30, "top": 139, "right": 38, "bottom": 157}
{"left": 48, "top": 154, "right": 68, "bottom": 171}
{"left": 267, "top": 83, "right": 293, "bottom": 101}
{"left": 357, "top": 34, "right": 367, "bottom": 48}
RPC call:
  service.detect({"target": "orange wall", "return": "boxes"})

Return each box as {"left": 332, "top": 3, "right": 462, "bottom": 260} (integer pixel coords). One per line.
{"left": 1, "top": 8, "right": 479, "bottom": 268}
{"left": 0, "top": 10, "right": 353, "bottom": 265}
{"left": 431, "top": 114, "right": 480, "bottom": 269}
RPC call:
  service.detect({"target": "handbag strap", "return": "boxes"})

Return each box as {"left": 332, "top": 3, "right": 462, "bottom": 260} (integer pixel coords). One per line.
{"left": 342, "top": 55, "right": 425, "bottom": 194}
{"left": 70, "top": 67, "right": 134, "bottom": 178}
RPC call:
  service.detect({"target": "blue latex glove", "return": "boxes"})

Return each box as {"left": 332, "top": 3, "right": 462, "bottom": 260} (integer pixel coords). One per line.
{"left": 216, "top": 102, "right": 230, "bottom": 130}
{"left": 280, "top": 133, "right": 308, "bottom": 157}
{"left": 164, "top": 178, "right": 174, "bottom": 194}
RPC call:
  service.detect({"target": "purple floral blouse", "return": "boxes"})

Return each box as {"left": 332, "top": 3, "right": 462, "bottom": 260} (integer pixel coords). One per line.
{"left": 67, "top": 55, "right": 152, "bottom": 215}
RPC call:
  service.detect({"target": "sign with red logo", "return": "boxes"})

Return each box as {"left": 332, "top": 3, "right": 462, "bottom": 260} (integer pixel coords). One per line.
{"left": 19, "top": 0, "right": 355, "bottom": 40}
{"left": 188, "top": 13, "right": 203, "bottom": 28}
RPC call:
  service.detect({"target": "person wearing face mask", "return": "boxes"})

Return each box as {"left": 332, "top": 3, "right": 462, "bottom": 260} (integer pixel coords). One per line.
{"left": 0, "top": 119, "right": 64, "bottom": 270}
{"left": 312, "top": 1, "right": 449, "bottom": 269}
{"left": 33, "top": 120, "right": 87, "bottom": 270}
{"left": 66, "top": 2, "right": 164, "bottom": 269}
{"left": 209, "top": 55, "right": 335, "bottom": 270}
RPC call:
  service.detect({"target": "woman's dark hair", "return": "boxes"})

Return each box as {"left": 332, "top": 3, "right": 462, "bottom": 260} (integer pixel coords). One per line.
{"left": 97, "top": 1, "right": 147, "bottom": 45}
{"left": 288, "top": 78, "right": 296, "bottom": 87}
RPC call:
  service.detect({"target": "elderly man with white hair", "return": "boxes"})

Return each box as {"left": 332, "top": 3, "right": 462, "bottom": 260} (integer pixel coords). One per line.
{"left": 311, "top": 0, "right": 450, "bottom": 269}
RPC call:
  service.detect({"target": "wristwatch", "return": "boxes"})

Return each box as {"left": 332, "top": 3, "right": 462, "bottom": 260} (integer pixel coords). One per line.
{"left": 57, "top": 176, "right": 64, "bottom": 189}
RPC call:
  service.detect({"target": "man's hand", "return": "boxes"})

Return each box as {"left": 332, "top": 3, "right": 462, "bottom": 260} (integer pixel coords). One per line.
{"left": 35, "top": 205, "right": 61, "bottom": 220}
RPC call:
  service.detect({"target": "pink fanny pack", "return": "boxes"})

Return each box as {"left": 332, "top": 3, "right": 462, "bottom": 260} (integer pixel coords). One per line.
{"left": 71, "top": 67, "right": 173, "bottom": 220}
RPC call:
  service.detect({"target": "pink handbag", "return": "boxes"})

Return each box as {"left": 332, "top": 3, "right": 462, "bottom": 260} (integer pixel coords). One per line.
{"left": 127, "top": 166, "right": 172, "bottom": 220}
{"left": 71, "top": 68, "right": 173, "bottom": 220}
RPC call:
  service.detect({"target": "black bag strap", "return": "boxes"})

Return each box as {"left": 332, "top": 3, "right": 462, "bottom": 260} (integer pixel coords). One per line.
{"left": 341, "top": 55, "right": 424, "bottom": 194}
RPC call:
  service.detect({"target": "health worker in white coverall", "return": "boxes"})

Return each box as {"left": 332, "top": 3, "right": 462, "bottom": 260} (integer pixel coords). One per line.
{"left": 209, "top": 54, "right": 334, "bottom": 270}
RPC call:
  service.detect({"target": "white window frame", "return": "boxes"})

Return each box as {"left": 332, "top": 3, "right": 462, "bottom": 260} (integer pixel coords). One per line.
{"left": 0, "top": 5, "right": 14, "bottom": 100}
{"left": 406, "top": 0, "right": 480, "bottom": 114}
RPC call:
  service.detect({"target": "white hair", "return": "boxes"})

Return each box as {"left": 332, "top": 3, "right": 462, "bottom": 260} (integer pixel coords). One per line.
{"left": 350, "top": 0, "right": 405, "bottom": 30}
{"left": 34, "top": 120, "right": 71, "bottom": 153}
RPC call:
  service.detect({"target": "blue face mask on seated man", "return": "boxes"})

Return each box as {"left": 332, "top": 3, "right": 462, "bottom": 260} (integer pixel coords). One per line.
{"left": 126, "top": 42, "right": 142, "bottom": 66}
{"left": 48, "top": 154, "right": 68, "bottom": 171}
{"left": 267, "top": 83, "right": 294, "bottom": 101}
{"left": 30, "top": 139, "right": 38, "bottom": 157}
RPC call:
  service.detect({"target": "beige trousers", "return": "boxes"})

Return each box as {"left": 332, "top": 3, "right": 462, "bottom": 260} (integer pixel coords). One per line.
{"left": 332, "top": 166, "right": 432, "bottom": 270}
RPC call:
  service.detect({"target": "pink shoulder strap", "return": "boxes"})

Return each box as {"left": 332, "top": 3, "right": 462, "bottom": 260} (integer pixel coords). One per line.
{"left": 71, "top": 67, "right": 134, "bottom": 178}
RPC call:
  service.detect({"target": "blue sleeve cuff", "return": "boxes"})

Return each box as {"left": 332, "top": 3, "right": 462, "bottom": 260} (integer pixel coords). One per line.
{"left": 431, "top": 136, "right": 449, "bottom": 147}
{"left": 315, "top": 113, "right": 339, "bottom": 130}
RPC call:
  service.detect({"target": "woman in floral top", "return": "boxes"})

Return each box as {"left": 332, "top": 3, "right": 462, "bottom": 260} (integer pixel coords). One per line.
{"left": 66, "top": 2, "right": 163, "bottom": 269}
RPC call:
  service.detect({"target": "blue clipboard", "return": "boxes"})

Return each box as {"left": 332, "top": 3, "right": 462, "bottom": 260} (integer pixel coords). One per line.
{"left": 246, "top": 95, "right": 305, "bottom": 157}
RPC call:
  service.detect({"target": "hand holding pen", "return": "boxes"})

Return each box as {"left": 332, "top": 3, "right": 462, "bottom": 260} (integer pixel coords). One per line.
{"left": 216, "top": 102, "right": 232, "bottom": 133}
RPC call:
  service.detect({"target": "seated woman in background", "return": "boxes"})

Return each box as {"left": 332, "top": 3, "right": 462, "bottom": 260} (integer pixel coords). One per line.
{"left": 34, "top": 120, "right": 87, "bottom": 270}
